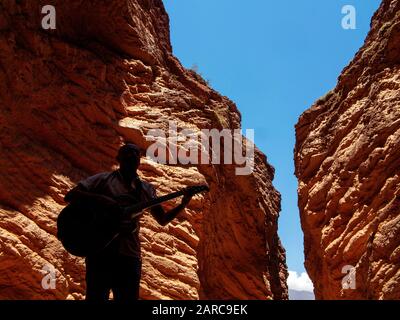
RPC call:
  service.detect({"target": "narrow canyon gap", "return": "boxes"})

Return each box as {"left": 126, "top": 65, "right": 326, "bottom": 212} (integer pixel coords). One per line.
{"left": 295, "top": 0, "right": 400, "bottom": 299}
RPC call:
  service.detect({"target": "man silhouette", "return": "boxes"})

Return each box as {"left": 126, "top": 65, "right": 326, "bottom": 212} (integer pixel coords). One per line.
{"left": 64, "top": 143, "right": 193, "bottom": 301}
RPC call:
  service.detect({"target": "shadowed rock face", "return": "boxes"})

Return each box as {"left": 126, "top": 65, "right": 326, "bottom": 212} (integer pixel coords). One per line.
{"left": 0, "top": 0, "right": 288, "bottom": 299}
{"left": 295, "top": 0, "right": 400, "bottom": 300}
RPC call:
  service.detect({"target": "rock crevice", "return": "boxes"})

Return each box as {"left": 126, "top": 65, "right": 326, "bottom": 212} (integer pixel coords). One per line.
{"left": 295, "top": 0, "right": 400, "bottom": 300}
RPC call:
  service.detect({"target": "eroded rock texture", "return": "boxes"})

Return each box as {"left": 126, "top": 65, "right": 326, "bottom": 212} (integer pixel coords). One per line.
{"left": 0, "top": 0, "right": 287, "bottom": 299}
{"left": 295, "top": 0, "right": 400, "bottom": 300}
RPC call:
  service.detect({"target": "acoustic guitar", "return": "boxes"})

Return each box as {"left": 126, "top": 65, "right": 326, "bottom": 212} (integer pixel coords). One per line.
{"left": 57, "top": 185, "right": 209, "bottom": 257}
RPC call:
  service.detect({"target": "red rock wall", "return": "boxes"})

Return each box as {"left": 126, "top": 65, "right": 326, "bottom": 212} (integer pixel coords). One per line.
{"left": 295, "top": 0, "right": 400, "bottom": 299}
{"left": 0, "top": 0, "right": 288, "bottom": 299}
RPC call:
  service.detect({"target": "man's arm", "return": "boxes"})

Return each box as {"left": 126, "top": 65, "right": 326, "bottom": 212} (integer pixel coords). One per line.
{"left": 64, "top": 184, "right": 117, "bottom": 207}
{"left": 150, "top": 193, "right": 193, "bottom": 227}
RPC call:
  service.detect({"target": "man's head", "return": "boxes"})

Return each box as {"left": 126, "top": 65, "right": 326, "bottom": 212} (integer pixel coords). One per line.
{"left": 117, "top": 143, "right": 142, "bottom": 177}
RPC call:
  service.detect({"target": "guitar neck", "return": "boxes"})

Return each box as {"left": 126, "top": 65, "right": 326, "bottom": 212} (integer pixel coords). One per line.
{"left": 125, "top": 189, "right": 186, "bottom": 218}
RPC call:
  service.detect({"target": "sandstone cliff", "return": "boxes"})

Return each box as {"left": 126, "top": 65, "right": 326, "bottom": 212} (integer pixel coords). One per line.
{"left": 0, "top": 0, "right": 287, "bottom": 299}
{"left": 295, "top": 0, "right": 400, "bottom": 299}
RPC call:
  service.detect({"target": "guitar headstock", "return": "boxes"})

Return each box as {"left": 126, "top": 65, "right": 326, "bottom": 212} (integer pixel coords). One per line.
{"left": 184, "top": 184, "right": 210, "bottom": 196}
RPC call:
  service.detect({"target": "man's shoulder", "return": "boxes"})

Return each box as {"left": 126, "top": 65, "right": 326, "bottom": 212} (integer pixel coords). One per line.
{"left": 90, "top": 171, "right": 114, "bottom": 179}
{"left": 78, "top": 171, "right": 114, "bottom": 189}
{"left": 84, "top": 171, "right": 114, "bottom": 182}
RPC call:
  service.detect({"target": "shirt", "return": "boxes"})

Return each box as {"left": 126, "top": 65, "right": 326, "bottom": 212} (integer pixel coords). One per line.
{"left": 78, "top": 170, "right": 157, "bottom": 258}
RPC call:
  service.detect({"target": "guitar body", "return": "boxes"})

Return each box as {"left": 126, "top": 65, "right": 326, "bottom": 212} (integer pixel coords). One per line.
{"left": 57, "top": 199, "right": 122, "bottom": 257}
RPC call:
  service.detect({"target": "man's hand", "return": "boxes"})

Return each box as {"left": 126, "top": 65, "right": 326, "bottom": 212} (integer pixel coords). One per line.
{"left": 150, "top": 184, "right": 208, "bottom": 227}
{"left": 180, "top": 185, "right": 206, "bottom": 207}
{"left": 181, "top": 193, "right": 193, "bottom": 207}
{"left": 150, "top": 194, "right": 192, "bottom": 227}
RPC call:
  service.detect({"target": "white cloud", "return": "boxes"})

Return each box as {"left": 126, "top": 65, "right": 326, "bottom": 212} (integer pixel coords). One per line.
{"left": 288, "top": 271, "right": 314, "bottom": 292}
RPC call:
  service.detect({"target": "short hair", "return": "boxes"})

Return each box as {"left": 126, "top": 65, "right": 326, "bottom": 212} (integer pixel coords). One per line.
{"left": 117, "top": 143, "right": 141, "bottom": 161}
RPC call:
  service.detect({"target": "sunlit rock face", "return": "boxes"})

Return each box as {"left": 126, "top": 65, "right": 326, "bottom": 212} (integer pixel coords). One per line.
{"left": 0, "top": 0, "right": 288, "bottom": 299}
{"left": 295, "top": 0, "right": 400, "bottom": 300}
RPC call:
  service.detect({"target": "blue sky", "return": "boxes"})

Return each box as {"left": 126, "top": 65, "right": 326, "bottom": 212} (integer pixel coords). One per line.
{"left": 163, "top": 0, "right": 381, "bottom": 277}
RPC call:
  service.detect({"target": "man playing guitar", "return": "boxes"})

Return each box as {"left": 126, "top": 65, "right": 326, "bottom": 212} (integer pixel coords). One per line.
{"left": 64, "top": 143, "right": 197, "bottom": 301}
